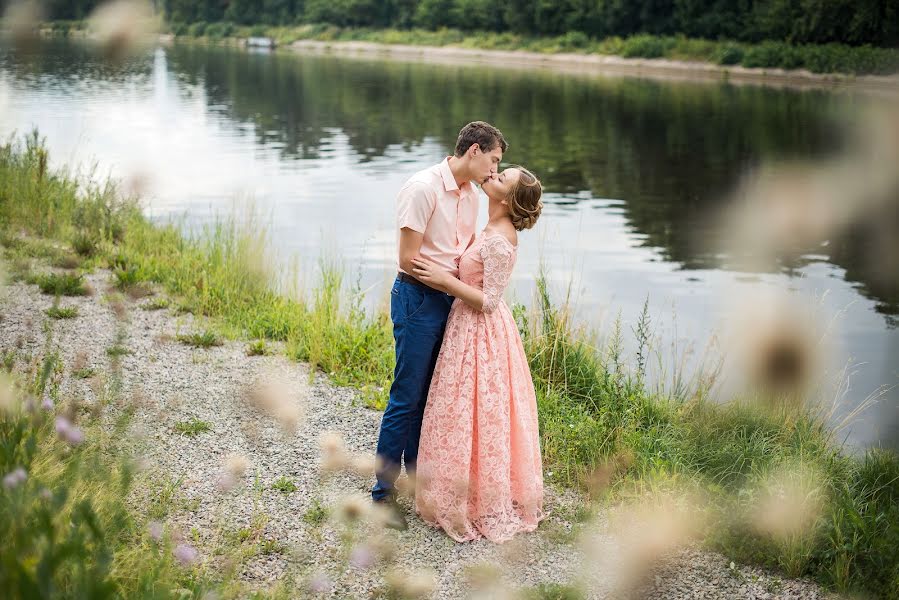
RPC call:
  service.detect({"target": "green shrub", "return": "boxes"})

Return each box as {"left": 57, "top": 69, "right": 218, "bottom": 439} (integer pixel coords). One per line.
{"left": 558, "top": 31, "right": 589, "bottom": 50}
{"left": 205, "top": 22, "right": 235, "bottom": 40}
{"left": 32, "top": 273, "right": 88, "bottom": 296}
{"left": 621, "top": 34, "right": 674, "bottom": 59}
{"left": 716, "top": 43, "right": 745, "bottom": 66}
{"left": 187, "top": 21, "right": 208, "bottom": 37}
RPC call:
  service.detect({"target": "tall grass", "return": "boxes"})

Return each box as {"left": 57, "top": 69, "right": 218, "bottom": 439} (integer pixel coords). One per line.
{"left": 2, "top": 132, "right": 898, "bottom": 597}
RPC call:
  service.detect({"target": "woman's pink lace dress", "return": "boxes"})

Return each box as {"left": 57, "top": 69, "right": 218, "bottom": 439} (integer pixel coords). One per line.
{"left": 414, "top": 231, "right": 545, "bottom": 543}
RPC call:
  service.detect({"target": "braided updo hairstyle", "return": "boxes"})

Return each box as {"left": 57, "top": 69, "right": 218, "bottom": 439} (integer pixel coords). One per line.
{"left": 507, "top": 166, "right": 543, "bottom": 231}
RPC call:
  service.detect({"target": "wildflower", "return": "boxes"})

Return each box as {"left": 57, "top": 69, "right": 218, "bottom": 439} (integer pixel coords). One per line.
{"left": 385, "top": 568, "right": 436, "bottom": 599}
{"left": 349, "top": 544, "right": 375, "bottom": 570}
{"left": 173, "top": 542, "right": 199, "bottom": 566}
{"left": 55, "top": 416, "right": 84, "bottom": 445}
{"left": 308, "top": 571, "right": 332, "bottom": 594}
{"left": 87, "top": 0, "right": 157, "bottom": 62}
{"left": 2, "top": 467, "right": 27, "bottom": 489}
{"left": 41, "top": 397, "right": 53, "bottom": 411}
{"left": 337, "top": 495, "right": 368, "bottom": 523}
{"left": 224, "top": 453, "right": 250, "bottom": 477}
{"left": 319, "top": 431, "right": 348, "bottom": 472}
{"left": 244, "top": 377, "right": 305, "bottom": 433}
{"left": 147, "top": 520, "right": 164, "bottom": 542}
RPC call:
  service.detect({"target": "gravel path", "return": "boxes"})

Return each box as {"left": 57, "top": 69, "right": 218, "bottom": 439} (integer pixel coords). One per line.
{"left": 0, "top": 267, "right": 837, "bottom": 599}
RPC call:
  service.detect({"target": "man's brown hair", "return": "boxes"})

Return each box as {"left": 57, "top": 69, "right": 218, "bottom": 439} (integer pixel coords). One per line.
{"left": 454, "top": 121, "right": 508, "bottom": 157}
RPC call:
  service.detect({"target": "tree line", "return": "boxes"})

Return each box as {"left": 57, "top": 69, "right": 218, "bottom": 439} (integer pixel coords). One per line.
{"left": 16, "top": 0, "right": 899, "bottom": 47}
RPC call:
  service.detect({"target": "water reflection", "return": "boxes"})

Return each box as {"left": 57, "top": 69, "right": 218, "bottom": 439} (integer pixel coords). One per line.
{"left": 0, "top": 38, "right": 895, "bottom": 449}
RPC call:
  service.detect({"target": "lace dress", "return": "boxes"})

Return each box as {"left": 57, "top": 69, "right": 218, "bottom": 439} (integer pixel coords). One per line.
{"left": 414, "top": 231, "right": 545, "bottom": 543}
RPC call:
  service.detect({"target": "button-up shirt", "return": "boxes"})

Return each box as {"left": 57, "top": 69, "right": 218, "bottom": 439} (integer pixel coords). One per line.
{"left": 396, "top": 157, "right": 479, "bottom": 279}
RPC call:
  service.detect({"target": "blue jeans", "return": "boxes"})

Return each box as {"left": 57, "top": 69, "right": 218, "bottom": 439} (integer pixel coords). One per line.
{"left": 372, "top": 276, "right": 453, "bottom": 501}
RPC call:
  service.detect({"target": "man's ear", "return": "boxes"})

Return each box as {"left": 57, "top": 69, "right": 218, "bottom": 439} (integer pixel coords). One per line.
{"left": 468, "top": 143, "right": 480, "bottom": 157}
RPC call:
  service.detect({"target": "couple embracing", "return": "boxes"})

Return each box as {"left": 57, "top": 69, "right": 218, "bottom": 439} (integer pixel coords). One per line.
{"left": 371, "top": 121, "right": 545, "bottom": 543}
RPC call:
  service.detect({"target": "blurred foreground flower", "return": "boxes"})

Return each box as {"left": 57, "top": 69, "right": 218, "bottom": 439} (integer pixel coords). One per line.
{"left": 87, "top": 0, "right": 159, "bottom": 62}
{"left": 318, "top": 430, "right": 348, "bottom": 471}
{"left": 3, "top": 467, "right": 27, "bottom": 489}
{"left": 385, "top": 568, "right": 437, "bottom": 599}
{"left": 1, "top": 0, "right": 44, "bottom": 51}
{"left": 173, "top": 542, "right": 199, "bottom": 566}
{"left": 587, "top": 493, "right": 705, "bottom": 596}
{"left": 307, "top": 571, "right": 332, "bottom": 594}
{"left": 55, "top": 416, "right": 84, "bottom": 446}
{"left": 147, "top": 520, "right": 164, "bottom": 542}
{"left": 243, "top": 374, "right": 305, "bottom": 433}
{"left": 217, "top": 453, "right": 251, "bottom": 491}
{"left": 723, "top": 288, "right": 825, "bottom": 406}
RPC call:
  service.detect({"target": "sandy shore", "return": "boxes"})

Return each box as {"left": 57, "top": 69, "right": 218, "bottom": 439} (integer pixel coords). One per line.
{"left": 288, "top": 39, "right": 899, "bottom": 95}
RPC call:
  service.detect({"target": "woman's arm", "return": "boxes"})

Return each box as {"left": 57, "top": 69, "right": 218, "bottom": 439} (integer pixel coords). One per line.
{"left": 410, "top": 258, "right": 484, "bottom": 311}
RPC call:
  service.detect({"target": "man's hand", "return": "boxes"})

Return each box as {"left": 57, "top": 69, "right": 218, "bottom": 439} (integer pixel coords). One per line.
{"left": 411, "top": 257, "right": 453, "bottom": 290}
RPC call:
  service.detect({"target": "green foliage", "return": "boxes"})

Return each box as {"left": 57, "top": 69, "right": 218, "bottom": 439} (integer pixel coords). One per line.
{"left": 45, "top": 305, "right": 79, "bottom": 319}
{"left": 147, "top": 0, "right": 899, "bottom": 48}
{"left": 4, "top": 131, "right": 899, "bottom": 599}
{"left": 271, "top": 476, "right": 297, "bottom": 494}
{"left": 176, "top": 331, "right": 224, "bottom": 348}
{"left": 246, "top": 339, "right": 271, "bottom": 356}
{"left": 173, "top": 418, "right": 212, "bottom": 436}
{"left": 0, "top": 354, "right": 218, "bottom": 597}
{"left": 302, "top": 499, "right": 329, "bottom": 525}
{"left": 32, "top": 272, "right": 88, "bottom": 296}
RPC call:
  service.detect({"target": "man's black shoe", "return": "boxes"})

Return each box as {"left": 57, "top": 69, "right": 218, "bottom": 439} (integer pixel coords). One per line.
{"left": 373, "top": 495, "right": 408, "bottom": 531}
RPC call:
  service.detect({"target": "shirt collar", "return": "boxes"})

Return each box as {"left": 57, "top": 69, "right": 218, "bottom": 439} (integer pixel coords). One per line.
{"left": 439, "top": 157, "right": 459, "bottom": 193}
{"left": 439, "top": 157, "right": 478, "bottom": 199}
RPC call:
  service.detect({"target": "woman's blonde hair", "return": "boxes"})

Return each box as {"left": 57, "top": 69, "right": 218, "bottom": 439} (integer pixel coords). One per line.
{"left": 507, "top": 166, "right": 543, "bottom": 231}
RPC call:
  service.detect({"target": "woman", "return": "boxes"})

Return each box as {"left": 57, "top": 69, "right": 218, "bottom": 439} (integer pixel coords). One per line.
{"left": 409, "top": 165, "right": 545, "bottom": 543}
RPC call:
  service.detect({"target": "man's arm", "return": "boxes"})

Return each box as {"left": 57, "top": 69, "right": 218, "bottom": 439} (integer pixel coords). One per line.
{"left": 398, "top": 227, "right": 424, "bottom": 275}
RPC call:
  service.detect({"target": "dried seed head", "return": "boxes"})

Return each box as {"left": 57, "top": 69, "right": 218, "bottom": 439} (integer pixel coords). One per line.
{"left": 1, "top": 0, "right": 44, "bottom": 51}
{"left": 336, "top": 495, "right": 369, "bottom": 523}
{"left": 385, "top": 568, "right": 436, "bottom": 599}
{"left": 224, "top": 453, "right": 250, "bottom": 477}
{"left": 244, "top": 376, "right": 305, "bottom": 433}
{"left": 87, "top": 0, "right": 158, "bottom": 62}
{"left": 318, "top": 431, "right": 347, "bottom": 472}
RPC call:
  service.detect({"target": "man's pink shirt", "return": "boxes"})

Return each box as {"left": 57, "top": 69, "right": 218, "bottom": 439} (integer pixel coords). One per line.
{"left": 396, "top": 157, "right": 479, "bottom": 279}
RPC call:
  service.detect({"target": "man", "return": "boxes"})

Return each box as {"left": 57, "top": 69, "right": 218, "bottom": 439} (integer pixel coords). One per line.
{"left": 372, "top": 121, "right": 508, "bottom": 530}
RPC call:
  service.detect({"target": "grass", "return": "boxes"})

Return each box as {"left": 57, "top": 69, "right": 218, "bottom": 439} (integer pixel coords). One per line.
{"left": 165, "top": 22, "right": 899, "bottom": 77}
{"left": 0, "top": 334, "right": 226, "bottom": 597}
{"left": 271, "top": 476, "right": 297, "bottom": 494}
{"left": 302, "top": 499, "right": 329, "bottom": 526}
{"left": 31, "top": 271, "right": 88, "bottom": 296}
{"left": 141, "top": 297, "right": 171, "bottom": 311}
{"left": 246, "top": 339, "right": 271, "bottom": 356}
{"left": 45, "top": 304, "right": 79, "bottom": 319}
{"left": 72, "top": 366, "right": 96, "bottom": 379}
{"left": 3, "top": 131, "right": 899, "bottom": 598}
{"left": 105, "top": 344, "right": 132, "bottom": 358}
{"left": 177, "top": 331, "right": 224, "bottom": 349}
{"left": 173, "top": 418, "right": 212, "bottom": 436}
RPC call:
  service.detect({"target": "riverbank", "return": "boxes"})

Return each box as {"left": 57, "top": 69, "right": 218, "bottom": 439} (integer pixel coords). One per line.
{"left": 2, "top": 132, "right": 898, "bottom": 597}
{"left": 26, "top": 20, "right": 899, "bottom": 93}
{"left": 284, "top": 39, "right": 899, "bottom": 94}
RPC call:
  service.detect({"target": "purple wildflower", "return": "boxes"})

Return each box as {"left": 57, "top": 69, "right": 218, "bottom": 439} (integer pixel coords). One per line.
{"left": 2, "top": 467, "right": 27, "bottom": 489}
{"left": 148, "top": 520, "right": 164, "bottom": 542}
{"left": 55, "top": 416, "right": 84, "bottom": 446}
{"left": 349, "top": 545, "right": 375, "bottom": 569}
{"left": 42, "top": 398, "right": 54, "bottom": 411}
{"left": 308, "top": 572, "right": 332, "bottom": 594}
{"left": 173, "top": 543, "right": 199, "bottom": 566}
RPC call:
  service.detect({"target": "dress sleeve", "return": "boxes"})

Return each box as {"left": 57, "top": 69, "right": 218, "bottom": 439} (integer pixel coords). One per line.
{"left": 478, "top": 235, "right": 516, "bottom": 314}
